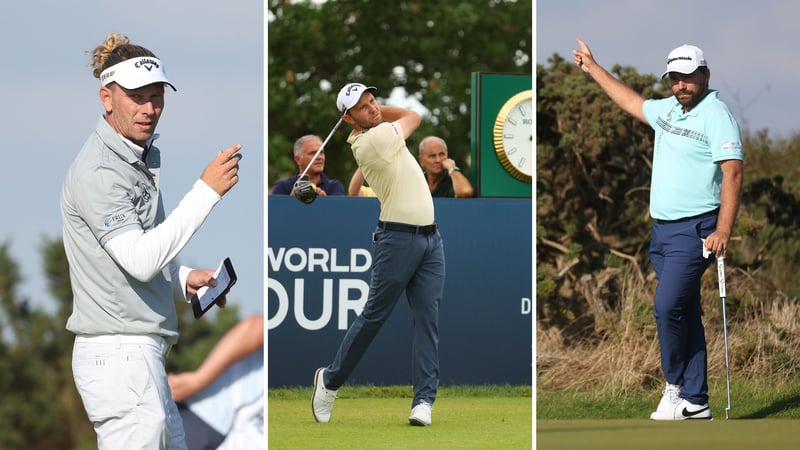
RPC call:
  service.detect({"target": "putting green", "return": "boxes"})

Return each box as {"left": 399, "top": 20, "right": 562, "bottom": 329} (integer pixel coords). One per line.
{"left": 538, "top": 419, "right": 797, "bottom": 450}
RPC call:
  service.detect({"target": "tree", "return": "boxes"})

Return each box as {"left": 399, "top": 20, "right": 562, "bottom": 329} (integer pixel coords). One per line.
{"left": 267, "top": 0, "right": 532, "bottom": 190}
{"left": 0, "top": 240, "right": 95, "bottom": 448}
{"left": 0, "top": 237, "right": 238, "bottom": 449}
{"left": 536, "top": 53, "right": 664, "bottom": 331}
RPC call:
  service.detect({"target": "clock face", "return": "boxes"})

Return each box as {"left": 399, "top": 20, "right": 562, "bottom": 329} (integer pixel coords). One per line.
{"left": 493, "top": 90, "right": 533, "bottom": 183}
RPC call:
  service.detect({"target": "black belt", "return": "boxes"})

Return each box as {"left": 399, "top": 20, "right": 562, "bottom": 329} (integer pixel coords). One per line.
{"left": 377, "top": 221, "right": 437, "bottom": 235}
{"left": 654, "top": 208, "right": 719, "bottom": 224}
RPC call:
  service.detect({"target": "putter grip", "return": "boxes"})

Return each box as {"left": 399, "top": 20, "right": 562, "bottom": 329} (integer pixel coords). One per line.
{"left": 716, "top": 257, "right": 726, "bottom": 298}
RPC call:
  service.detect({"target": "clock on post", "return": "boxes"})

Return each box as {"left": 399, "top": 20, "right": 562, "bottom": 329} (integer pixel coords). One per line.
{"left": 493, "top": 89, "right": 533, "bottom": 183}
{"left": 470, "top": 72, "right": 532, "bottom": 198}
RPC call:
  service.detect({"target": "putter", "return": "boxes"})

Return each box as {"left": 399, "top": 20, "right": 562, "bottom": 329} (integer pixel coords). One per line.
{"left": 298, "top": 113, "right": 346, "bottom": 180}
{"left": 716, "top": 255, "right": 732, "bottom": 420}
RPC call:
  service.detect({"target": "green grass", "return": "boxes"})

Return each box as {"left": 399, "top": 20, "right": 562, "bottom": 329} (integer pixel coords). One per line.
{"left": 537, "top": 377, "right": 800, "bottom": 450}
{"left": 268, "top": 385, "right": 532, "bottom": 449}
{"left": 537, "top": 377, "right": 800, "bottom": 419}
{"left": 538, "top": 419, "right": 800, "bottom": 450}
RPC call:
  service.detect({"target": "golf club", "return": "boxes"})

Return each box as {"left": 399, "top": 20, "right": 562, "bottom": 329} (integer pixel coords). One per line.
{"left": 716, "top": 255, "right": 732, "bottom": 420}
{"left": 298, "top": 113, "right": 346, "bottom": 180}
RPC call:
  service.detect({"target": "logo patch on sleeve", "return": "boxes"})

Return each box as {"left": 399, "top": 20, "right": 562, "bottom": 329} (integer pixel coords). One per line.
{"left": 721, "top": 141, "right": 742, "bottom": 153}
{"left": 104, "top": 213, "right": 127, "bottom": 228}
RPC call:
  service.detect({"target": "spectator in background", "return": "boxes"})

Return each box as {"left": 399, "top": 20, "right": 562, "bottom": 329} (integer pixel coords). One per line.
{"left": 418, "top": 136, "right": 474, "bottom": 198}
{"left": 169, "top": 315, "right": 264, "bottom": 450}
{"left": 271, "top": 134, "right": 345, "bottom": 196}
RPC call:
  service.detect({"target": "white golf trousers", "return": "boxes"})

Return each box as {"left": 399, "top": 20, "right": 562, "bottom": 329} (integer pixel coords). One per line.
{"left": 72, "top": 334, "right": 187, "bottom": 450}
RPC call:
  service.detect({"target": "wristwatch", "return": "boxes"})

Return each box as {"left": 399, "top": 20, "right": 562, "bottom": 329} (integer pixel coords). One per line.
{"left": 448, "top": 166, "right": 460, "bottom": 176}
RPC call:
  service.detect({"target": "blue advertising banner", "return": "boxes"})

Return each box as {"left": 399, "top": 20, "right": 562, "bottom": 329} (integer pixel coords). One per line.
{"left": 267, "top": 196, "right": 532, "bottom": 387}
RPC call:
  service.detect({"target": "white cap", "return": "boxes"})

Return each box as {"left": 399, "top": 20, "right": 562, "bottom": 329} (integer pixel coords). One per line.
{"left": 661, "top": 44, "right": 707, "bottom": 78}
{"left": 336, "top": 82, "right": 377, "bottom": 113}
{"left": 99, "top": 56, "right": 176, "bottom": 91}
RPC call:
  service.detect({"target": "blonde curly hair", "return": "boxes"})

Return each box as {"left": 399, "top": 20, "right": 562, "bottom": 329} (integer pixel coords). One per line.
{"left": 88, "top": 32, "right": 157, "bottom": 79}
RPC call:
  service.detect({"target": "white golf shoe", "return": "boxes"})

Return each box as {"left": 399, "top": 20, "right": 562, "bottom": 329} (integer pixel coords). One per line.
{"left": 311, "top": 368, "right": 337, "bottom": 423}
{"left": 649, "top": 382, "right": 682, "bottom": 419}
{"left": 408, "top": 401, "right": 432, "bottom": 426}
{"left": 651, "top": 396, "right": 712, "bottom": 421}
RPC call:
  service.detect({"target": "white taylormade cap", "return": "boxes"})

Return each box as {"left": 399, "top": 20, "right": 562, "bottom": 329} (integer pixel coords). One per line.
{"left": 99, "top": 56, "right": 176, "bottom": 91}
{"left": 661, "top": 44, "right": 707, "bottom": 78}
{"left": 336, "top": 82, "right": 377, "bottom": 113}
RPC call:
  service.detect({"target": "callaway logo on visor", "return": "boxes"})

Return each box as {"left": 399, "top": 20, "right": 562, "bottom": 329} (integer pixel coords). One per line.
{"left": 135, "top": 58, "right": 160, "bottom": 71}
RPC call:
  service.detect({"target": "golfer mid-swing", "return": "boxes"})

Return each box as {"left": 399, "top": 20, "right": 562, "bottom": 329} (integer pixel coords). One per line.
{"left": 572, "top": 40, "right": 744, "bottom": 420}
{"left": 311, "top": 83, "right": 445, "bottom": 427}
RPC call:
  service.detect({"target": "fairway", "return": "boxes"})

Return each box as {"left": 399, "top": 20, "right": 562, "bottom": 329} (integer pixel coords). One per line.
{"left": 268, "top": 395, "right": 532, "bottom": 449}
{"left": 538, "top": 419, "right": 798, "bottom": 450}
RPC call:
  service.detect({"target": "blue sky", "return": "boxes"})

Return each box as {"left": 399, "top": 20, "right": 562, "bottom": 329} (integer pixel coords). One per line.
{"left": 537, "top": 0, "right": 800, "bottom": 138}
{"left": 0, "top": 0, "right": 264, "bottom": 318}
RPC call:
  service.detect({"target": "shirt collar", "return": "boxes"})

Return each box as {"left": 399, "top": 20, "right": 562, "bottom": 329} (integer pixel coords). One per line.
{"left": 675, "top": 89, "right": 717, "bottom": 117}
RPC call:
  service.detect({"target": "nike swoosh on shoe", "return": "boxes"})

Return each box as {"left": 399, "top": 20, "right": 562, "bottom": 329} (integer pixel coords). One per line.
{"left": 681, "top": 406, "right": 710, "bottom": 418}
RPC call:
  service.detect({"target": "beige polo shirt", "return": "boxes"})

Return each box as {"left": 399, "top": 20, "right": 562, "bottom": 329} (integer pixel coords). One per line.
{"left": 348, "top": 121, "right": 434, "bottom": 225}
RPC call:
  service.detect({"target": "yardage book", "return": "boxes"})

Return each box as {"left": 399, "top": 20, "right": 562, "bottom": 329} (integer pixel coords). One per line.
{"left": 192, "top": 257, "right": 237, "bottom": 319}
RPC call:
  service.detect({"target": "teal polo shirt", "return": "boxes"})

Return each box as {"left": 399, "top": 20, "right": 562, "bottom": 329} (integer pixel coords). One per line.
{"left": 642, "top": 90, "right": 743, "bottom": 221}
{"left": 61, "top": 117, "right": 179, "bottom": 342}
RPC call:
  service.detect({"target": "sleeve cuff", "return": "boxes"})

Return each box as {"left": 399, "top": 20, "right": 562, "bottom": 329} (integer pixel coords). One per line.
{"left": 194, "top": 179, "right": 222, "bottom": 203}
{"left": 169, "top": 264, "right": 196, "bottom": 302}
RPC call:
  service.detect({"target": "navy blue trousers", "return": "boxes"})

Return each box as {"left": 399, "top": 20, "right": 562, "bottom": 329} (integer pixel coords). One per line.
{"left": 325, "top": 226, "right": 445, "bottom": 408}
{"left": 649, "top": 214, "right": 716, "bottom": 404}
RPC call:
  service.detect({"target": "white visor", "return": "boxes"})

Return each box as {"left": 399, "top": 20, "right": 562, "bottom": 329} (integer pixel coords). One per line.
{"left": 100, "top": 56, "right": 176, "bottom": 91}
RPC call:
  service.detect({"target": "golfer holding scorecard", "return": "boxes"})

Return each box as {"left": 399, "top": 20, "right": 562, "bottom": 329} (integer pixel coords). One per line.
{"left": 573, "top": 39, "right": 743, "bottom": 420}
{"left": 312, "top": 83, "right": 445, "bottom": 427}
{"left": 61, "top": 32, "right": 241, "bottom": 449}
